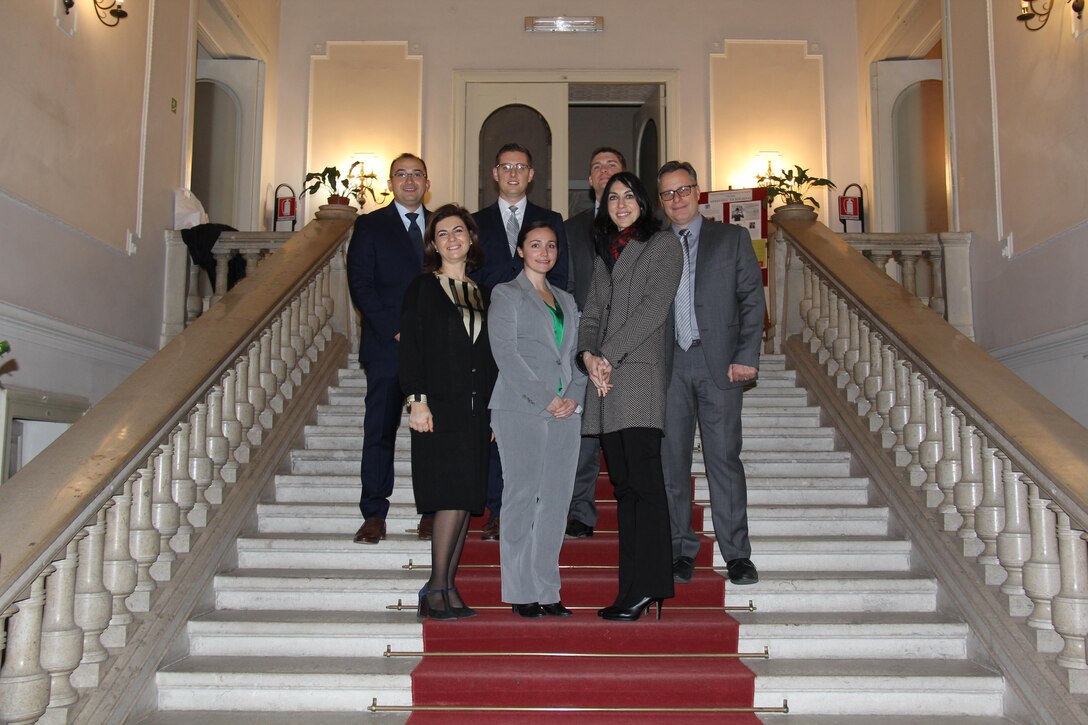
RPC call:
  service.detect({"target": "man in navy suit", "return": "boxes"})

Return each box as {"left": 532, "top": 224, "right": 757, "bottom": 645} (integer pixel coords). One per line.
{"left": 472, "top": 143, "right": 569, "bottom": 540}
{"left": 346, "top": 153, "right": 432, "bottom": 545}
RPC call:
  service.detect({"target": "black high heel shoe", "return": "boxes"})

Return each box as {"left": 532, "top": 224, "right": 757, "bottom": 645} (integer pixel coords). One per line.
{"left": 417, "top": 587, "right": 457, "bottom": 620}
{"left": 446, "top": 587, "right": 477, "bottom": 619}
{"left": 598, "top": 596, "right": 664, "bottom": 622}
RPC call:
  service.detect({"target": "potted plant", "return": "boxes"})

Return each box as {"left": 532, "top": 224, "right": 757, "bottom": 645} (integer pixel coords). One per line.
{"left": 758, "top": 165, "right": 836, "bottom": 222}
{"left": 302, "top": 162, "right": 390, "bottom": 208}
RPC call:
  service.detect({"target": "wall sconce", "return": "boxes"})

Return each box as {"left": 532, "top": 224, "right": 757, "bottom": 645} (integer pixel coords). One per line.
{"left": 1017, "top": 0, "right": 1084, "bottom": 31}
{"left": 63, "top": 0, "right": 128, "bottom": 27}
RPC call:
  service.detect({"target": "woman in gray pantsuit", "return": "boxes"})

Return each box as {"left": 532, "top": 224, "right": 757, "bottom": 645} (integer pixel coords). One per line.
{"left": 489, "top": 221, "right": 587, "bottom": 618}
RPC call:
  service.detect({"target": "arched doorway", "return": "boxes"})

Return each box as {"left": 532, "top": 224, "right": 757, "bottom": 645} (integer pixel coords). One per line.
{"left": 477, "top": 104, "right": 552, "bottom": 210}
{"left": 192, "top": 79, "right": 240, "bottom": 227}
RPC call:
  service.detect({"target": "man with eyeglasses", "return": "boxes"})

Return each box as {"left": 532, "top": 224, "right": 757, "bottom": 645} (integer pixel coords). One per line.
{"left": 656, "top": 160, "right": 765, "bottom": 587}
{"left": 347, "top": 153, "right": 434, "bottom": 546}
{"left": 562, "top": 146, "right": 626, "bottom": 540}
{"left": 471, "top": 142, "right": 569, "bottom": 541}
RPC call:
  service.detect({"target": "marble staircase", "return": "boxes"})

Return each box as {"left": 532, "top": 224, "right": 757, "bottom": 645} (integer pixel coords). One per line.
{"left": 138, "top": 354, "right": 1017, "bottom": 723}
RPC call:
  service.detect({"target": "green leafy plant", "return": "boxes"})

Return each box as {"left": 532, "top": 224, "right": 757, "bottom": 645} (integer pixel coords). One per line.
{"left": 302, "top": 162, "right": 389, "bottom": 207}
{"left": 758, "top": 165, "right": 836, "bottom": 209}
{"left": 0, "top": 340, "right": 9, "bottom": 357}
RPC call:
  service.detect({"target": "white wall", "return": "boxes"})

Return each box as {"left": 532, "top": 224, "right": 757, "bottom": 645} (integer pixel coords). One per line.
{"left": 273, "top": 0, "right": 862, "bottom": 214}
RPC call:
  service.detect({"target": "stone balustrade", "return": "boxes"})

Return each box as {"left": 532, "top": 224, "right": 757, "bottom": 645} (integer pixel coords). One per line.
{"left": 772, "top": 218, "right": 1088, "bottom": 718}
{"left": 0, "top": 219, "right": 354, "bottom": 724}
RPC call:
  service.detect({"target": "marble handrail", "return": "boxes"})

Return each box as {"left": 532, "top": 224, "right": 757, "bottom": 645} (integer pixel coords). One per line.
{"left": 0, "top": 218, "right": 353, "bottom": 723}
{"left": 772, "top": 217, "right": 1088, "bottom": 699}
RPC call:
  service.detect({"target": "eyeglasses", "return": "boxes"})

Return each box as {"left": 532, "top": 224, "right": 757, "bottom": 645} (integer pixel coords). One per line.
{"left": 393, "top": 170, "right": 427, "bottom": 180}
{"left": 659, "top": 185, "right": 696, "bottom": 201}
{"left": 496, "top": 163, "right": 531, "bottom": 173}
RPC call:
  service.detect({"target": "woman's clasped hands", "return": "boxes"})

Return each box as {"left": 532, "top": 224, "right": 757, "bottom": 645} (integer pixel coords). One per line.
{"left": 581, "top": 352, "right": 614, "bottom": 398}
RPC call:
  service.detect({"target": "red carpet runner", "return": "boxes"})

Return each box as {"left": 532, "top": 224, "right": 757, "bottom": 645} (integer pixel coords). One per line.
{"left": 406, "top": 474, "right": 759, "bottom": 724}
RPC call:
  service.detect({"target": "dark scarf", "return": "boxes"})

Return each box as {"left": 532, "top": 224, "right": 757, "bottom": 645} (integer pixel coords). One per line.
{"left": 604, "top": 225, "right": 639, "bottom": 271}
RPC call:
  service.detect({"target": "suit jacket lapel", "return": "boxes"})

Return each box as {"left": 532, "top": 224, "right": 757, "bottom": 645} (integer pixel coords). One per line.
{"left": 609, "top": 236, "right": 648, "bottom": 285}
{"left": 516, "top": 273, "right": 562, "bottom": 357}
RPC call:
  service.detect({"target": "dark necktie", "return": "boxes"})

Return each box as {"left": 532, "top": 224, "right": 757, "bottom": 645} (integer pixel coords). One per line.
{"left": 405, "top": 211, "right": 423, "bottom": 263}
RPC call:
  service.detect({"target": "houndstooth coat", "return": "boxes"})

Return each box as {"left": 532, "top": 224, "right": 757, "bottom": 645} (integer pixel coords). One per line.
{"left": 578, "top": 230, "right": 683, "bottom": 436}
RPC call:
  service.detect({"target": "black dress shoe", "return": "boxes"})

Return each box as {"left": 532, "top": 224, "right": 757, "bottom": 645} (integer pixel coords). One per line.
{"left": 564, "top": 520, "right": 593, "bottom": 538}
{"left": 726, "top": 558, "right": 759, "bottom": 585}
{"left": 511, "top": 602, "right": 546, "bottom": 618}
{"left": 598, "top": 596, "right": 664, "bottom": 622}
{"left": 540, "top": 602, "right": 572, "bottom": 617}
{"left": 672, "top": 556, "right": 695, "bottom": 583}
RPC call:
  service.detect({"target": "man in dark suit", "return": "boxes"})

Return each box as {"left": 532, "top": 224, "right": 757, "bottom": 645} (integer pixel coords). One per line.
{"left": 563, "top": 147, "right": 625, "bottom": 539}
{"left": 658, "top": 160, "right": 765, "bottom": 586}
{"left": 472, "top": 142, "right": 569, "bottom": 540}
{"left": 346, "top": 153, "right": 432, "bottom": 545}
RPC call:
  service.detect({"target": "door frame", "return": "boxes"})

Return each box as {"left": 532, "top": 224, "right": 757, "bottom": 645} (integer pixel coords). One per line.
{"left": 451, "top": 70, "right": 678, "bottom": 210}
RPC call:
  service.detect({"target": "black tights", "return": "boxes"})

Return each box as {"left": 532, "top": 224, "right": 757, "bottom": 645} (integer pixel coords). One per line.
{"left": 424, "top": 509, "right": 471, "bottom": 611}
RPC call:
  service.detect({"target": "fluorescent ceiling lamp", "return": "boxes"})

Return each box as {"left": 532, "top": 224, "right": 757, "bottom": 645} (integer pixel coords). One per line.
{"left": 524, "top": 16, "right": 604, "bottom": 33}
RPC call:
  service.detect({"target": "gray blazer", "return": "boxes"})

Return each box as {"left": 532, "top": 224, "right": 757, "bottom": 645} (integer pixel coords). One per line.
{"left": 664, "top": 217, "right": 765, "bottom": 389}
{"left": 488, "top": 272, "right": 587, "bottom": 416}
{"left": 579, "top": 230, "right": 684, "bottom": 435}
{"left": 564, "top": 207, "right": 595, "bottom": 311}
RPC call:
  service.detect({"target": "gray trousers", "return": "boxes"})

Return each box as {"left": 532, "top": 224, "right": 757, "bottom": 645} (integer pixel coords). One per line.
{"left": 493, "top": 410, "right": 581, "bottom": 604}
{"left": 567, "top": 435, "right": 601, "bottom": 526}
{"left": 661, "top": 344, "right": 752, "bottom": 562}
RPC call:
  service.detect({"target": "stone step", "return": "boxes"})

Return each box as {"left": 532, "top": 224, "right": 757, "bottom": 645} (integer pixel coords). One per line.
{"left": 314, "top": 405, "right": 825, "bottom": 428}
{"left": 726, "top": 537, "right": 912, "bottom": 572}
{"left": 155, "top": 655, "right": 415, "bottom": 711}
{"left": 287, "top": 449, "right": 854, "bottom": 477}
{"left": 747, "top": 659, "right": 1004, "bottom": 716}
{"left": 737, "top": 612, "right": 970, "bottom": 659}
{"left": 213, "top": 568, "right": 426, "bottom": 612}
{"left": 724, "top": 572, "right": 937, "bottom": 612}
{"left": 325, "top": 386, "right": 811, "bottom": 408}
{"left": 186, "top": 610, "right": 422, "bottom": 658}
{"left": 137, "top": 713, "right": 409, "bottom": 725}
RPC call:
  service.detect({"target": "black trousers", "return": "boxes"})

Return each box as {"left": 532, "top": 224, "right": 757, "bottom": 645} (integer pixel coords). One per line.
{"left": 600, "top": 427, "right": 675, "bottom": 606}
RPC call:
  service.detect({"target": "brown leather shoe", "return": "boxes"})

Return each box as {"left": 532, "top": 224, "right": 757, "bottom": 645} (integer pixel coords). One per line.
{"left": 417, "top": 515, "right": 434, "bottom": 541}
{"left": 353, "top": 518, "right": 386, "bottom": 545}
{"left": 480, "top": 515, "right": 500, "bottom": 541}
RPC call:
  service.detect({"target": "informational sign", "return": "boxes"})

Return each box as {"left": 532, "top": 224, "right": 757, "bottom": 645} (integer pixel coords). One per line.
{"left": 275, "top": 183, "right": 298, "bottom": 232}
{"left": 698, "top": 187, "right": 769, "bottom": 285}
{"left": 839, "top": 195, "right": 861, "bottom": 221}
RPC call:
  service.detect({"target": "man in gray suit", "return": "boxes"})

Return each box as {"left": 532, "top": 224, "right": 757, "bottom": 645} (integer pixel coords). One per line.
{"left": 658, "top": 160, "right": 765, "bottom": 586}
{"left": 563, "top": 146, "right": 625, "bottom": 539}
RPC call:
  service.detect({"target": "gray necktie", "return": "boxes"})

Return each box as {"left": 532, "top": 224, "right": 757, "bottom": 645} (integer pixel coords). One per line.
{"left": 505, "top": 205, "right": 520, "bottom": 254}
{"left": 405, "top": 212, "right": 423, "bottom": 263}
{"left": 675, "top": 229, "right": 694, "bottom": 351}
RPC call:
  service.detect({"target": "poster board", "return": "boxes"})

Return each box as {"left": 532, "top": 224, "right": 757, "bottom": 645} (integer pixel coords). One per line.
{"left": 698, "top": 187, "right": 769, "bottom": 285}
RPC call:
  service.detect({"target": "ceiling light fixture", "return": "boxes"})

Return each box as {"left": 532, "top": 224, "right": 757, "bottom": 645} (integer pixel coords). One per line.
{"left": 1017, "top": 0, "right": 1084, "bottom": 31}
{"left": 524, "top": 16, "right": 604, "bottom": 33}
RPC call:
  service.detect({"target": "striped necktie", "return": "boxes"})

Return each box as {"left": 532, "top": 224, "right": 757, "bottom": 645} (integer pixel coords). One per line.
{"left": 674, "top": 229, "right": 694, "bottom": 350}
{"left": 505, "top": 205, "right": 520, "bottom": 254}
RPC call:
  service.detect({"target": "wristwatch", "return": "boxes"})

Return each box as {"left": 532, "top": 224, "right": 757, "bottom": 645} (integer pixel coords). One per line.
{"left": 405, "top": 393, "right": 428, "bottom": 411}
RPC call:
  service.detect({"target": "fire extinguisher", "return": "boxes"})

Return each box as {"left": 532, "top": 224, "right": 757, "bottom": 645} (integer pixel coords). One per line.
{"left": 274, "top": 184, "right": 297, "bottom": 232}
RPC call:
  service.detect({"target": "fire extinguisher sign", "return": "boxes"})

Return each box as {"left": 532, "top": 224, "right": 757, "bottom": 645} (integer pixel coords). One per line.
{"left": 838, "top": 196, "right": 860, "bottom": 221}
{"left": 277, "top": 196, "right": 297, "bottom": 221}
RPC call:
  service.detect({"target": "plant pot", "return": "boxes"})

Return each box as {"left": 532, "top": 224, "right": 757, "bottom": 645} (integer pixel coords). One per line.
{"left": 771, "top": 203, "right": 818, "bottom": 222}
{"left": 327, "top": 194, "right": 352, "bottom": 205}
{"left": 315, "top": 203, "right": 358, "bottom": 221}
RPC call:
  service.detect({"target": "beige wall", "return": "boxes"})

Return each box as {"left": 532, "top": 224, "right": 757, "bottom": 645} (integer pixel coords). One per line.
{"left": 274, "top": 0, "right": 862, "bottom": 214}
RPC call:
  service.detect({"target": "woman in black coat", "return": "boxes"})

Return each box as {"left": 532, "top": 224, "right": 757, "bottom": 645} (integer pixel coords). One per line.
{"left": 400, "top": 204, "right": 497, "bottom": 620}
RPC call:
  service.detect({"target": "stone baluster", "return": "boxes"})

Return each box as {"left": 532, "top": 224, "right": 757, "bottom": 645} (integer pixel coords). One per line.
{"left": 243, "top": 250, "right": 261, "bottom": 279}
{"left": 247, "top": 342, "right": 269, "bottom": 441}
{"left": 1052, "top": 513, "right": 1088, "bottom": 685}
{"left": 206, "top": 385, "right": 231, "bottom": 489}
{"left": 212, "top": 251, "right": 231, "bottom": 305}
{"left": 899, "top": 250, "right": 920, "bottom": 296}
{"left": 902, "top": 372, "right": 926, "bottom": 483}
{"left": 830, "top": 298, "right": 851, "bottom": 381}
{"left": 918, "top": 388, "right": 943, "bottom": 506}
{"left": 186, "top": 261, "right": 203, "bottom": 324}
{"left": 1023, "top": 481, "right": 1063, "bottom": 653}
{"left": 101, "top": 476, "right": 137, "bottom": 647}
{"left": 72, "top": 507, "right": 111, "bottom": 688}
{"left": 928, "top": 249, "right": 946, "bottom": 317}
{"left": 127, "top": 466, "right": 160, "bottom": 611}
{"left": 281, "top": 302, "right": 301, "bottom": 393}
{"left": 150, "top": 444, "right": 180, "bottom": 582}
{"left": 935, "top": 404, "right": 962, "bottom": 529}
{"left": 269, "top": 318, "right": 288, "bottom": 413}
{"left": 189, "top": 404, "right": 216, "bottom": 513}
{"left": 812, "top": 278, "right": 831, "bottom": 355}
{"left": 299, "top": 285, "right": 318, "bottom": 359}
{"left": 862, "top": 331, "right": 884, "bottom": 428}
{"left": 234, "top": 354, "right": 257, "bottom": 455}
{"left": 219, "top": 371, "right": 243, "bottom": 482}
{"left": 847, "top": 317, "right": 868, "bottom": 408}
{"left": 840, "top": 308, "right": 861, "bottom": 394}
{"left": 888, "top": 359, "right": 911, "bottom": 461}
{"left": 799, "top": 264, "right": 815, "bottom": 343}
{"left": 954, "top": 421, "right": 984, "bottom": 557}
{"left": 998, "top": 460, "right": 1033, "bottom": 616}
{"left": 818, "top": 288, "right": 838, "bottom": 369}
{"left": 317, "top": 267, "right": 333, "bottom": 341}
{"left": 40, "top": 537, "right": 84, "bottom": 718}
{"left": 171, "top": 423, "right": 197, "bottom": 547}
{"left": 875, "top": 345, "right": 897, "bottom": 447}
{"left": 0, "top": 573, "right": 51, "bottom": 725}
{"left": 975, "top": 441, "right": 1005, "bottom": 578}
